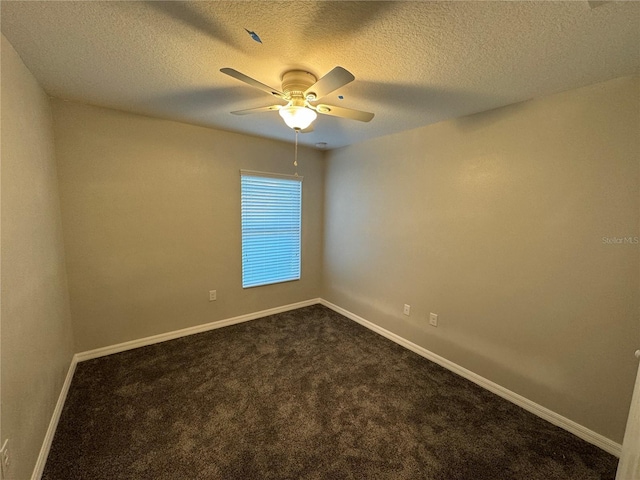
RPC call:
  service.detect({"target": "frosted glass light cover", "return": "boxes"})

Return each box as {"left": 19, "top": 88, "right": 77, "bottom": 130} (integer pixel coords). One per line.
{"left": 279, "top": 106, "right": 317, "bottom": 130}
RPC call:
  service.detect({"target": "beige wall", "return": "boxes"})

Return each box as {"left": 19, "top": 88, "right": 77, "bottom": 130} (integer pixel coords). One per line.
{"left": 2, "top": 31, "right": 636, "bottom": 476}
{"left": 1, "top": 35, "right": 75, "bottom": 480}
{"left": 51, "top": 100, "right": 324, "bottom": 352}
{"left": 323, "top": 76, "right": 640, "bottom": 443}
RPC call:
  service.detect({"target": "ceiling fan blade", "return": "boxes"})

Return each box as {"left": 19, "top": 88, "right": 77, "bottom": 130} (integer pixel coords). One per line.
{"left": 221, "top": 68, "right": 287, "bottom": 99}
{"left": 230, "top": 105, "right": 282, "bottom": 115}
{"left": 315, "top": 104, "right": 374, "bottom": 122}
{"left": 304, "top": 67, "right": 354, "bottom": 100}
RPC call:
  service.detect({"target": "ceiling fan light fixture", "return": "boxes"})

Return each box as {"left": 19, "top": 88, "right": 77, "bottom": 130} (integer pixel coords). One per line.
{"left": 279, "top": 105, "right": 317, "bottom": 130}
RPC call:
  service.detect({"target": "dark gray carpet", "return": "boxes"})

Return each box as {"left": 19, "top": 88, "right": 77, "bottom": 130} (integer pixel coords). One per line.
{"left": 43, "top": 304, "right": 618, "bottom": 479}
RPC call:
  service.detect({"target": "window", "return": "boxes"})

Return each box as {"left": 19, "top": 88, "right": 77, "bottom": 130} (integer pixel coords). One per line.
{"left": 240, "top": 170, "right": 302, "bottom": 288}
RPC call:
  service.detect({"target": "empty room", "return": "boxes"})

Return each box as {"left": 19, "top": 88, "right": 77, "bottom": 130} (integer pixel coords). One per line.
{"left": 1, "top": 1, "right": 639, "bottom": 479}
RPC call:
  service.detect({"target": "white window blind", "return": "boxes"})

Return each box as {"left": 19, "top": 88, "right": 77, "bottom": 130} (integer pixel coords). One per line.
{"left": 240, "top": 171, "right": 302, "bottom": 288}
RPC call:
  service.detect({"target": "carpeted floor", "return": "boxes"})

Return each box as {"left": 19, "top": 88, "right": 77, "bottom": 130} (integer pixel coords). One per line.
{"left": 43, "top": 304, "right": 618, "bottom": 479}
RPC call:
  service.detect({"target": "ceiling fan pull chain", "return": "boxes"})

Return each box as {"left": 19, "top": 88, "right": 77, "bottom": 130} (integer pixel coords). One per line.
{"left": 294, "top": 129, "right": 299, "bottom": 176}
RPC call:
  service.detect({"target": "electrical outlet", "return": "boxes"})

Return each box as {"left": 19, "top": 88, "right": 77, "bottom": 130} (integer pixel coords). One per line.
{"left": 209, "top": 290, "right": 217, "bottom": 301}
{"left": 429, "top": 313, "right": 438, "bottom": 327}
{"left": 1, "top": 439, "right": 9, "bottom": 479}
{"left": 403, "top": 304, "right": 411, "bottom": 316}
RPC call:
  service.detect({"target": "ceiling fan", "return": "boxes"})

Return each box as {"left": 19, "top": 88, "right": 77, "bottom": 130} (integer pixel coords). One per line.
{"left": 220, "top": 66, "right": 374, "bottom": 131}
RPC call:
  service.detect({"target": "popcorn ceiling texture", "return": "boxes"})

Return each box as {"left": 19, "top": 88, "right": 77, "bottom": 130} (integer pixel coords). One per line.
{"left": 1, "top": 1, "right": 639, "bottom": 148}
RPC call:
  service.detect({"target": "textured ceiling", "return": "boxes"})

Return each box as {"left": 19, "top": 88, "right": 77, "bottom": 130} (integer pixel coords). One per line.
{"left": 2, "top": 1, "right": 639, "bottom": 149}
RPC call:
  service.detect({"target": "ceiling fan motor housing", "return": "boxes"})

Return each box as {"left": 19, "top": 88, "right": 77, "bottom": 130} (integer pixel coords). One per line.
{"left": 281, "top": 70, "right": 317, "bottom": 99}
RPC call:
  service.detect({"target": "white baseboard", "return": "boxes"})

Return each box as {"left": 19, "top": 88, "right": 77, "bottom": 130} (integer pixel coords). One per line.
{"left": 319, "top": 299, "right": 622, "bottom": 457}
{"left": 34, "top": 296, "right": 620, "bottom": 480}
{"left": 31, "top": 355, "right": 78, "bottom": 480}
{"left": 76, "top": 298, "right": 322, "bottom": 362}
{"left": 33, "top": 298, "right": 322, "bottom": 479}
